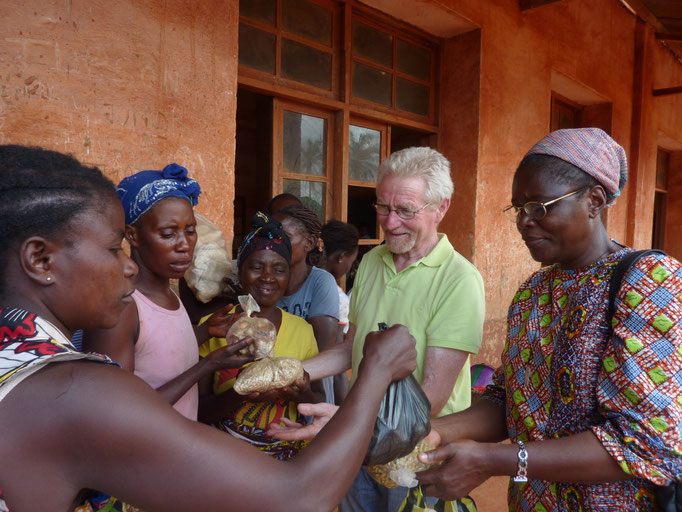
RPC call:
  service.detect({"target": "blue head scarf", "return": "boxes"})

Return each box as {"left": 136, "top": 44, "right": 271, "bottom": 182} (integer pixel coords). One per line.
{"left": 116, "top": 163, "right": 202, "bottom": 225}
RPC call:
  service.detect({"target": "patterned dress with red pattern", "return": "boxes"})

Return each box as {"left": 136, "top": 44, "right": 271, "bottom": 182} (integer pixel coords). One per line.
{"left": 484, "top": 247, "right": 682, "bottom": 511}
{"left": 0, "top": 307, "right": 120, "bottom": 512}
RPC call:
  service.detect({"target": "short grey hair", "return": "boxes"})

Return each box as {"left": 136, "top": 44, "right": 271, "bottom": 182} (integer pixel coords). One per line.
{"left": 377, "top": 147, "right": 454, "bottom": 204}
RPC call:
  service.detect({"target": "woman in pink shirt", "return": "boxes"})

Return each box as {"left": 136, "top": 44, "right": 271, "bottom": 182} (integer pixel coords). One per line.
{"left": 83, "top": 164, "right": 249, "bottom": 420}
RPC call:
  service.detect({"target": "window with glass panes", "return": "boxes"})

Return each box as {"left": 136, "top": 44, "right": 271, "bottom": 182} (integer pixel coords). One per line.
{"left": 235, "top": 0, "right": 439, "bottom": 258}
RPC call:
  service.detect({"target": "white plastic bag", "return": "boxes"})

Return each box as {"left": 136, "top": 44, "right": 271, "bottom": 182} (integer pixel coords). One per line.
{"left": 226, "top": 295, "right": 276, "bottom": 359}
{"left": 185, "top": 213, "right": 233, "bottom": 303}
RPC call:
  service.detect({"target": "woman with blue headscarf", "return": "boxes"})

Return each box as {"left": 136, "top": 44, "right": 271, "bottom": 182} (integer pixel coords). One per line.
{"left": 83, "top": 164, "right": 251, "bottom": 421}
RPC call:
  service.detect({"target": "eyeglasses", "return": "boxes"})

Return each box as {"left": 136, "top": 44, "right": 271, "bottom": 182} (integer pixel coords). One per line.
{"left": 373, "top": 202, "right": 430, "bottom": 220}
{"left": 503, "top": 188, "right": 586, "bottom": 223}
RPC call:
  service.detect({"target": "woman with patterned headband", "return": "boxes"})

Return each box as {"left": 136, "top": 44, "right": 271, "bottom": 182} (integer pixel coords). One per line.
{"left": 413, "top": 128, "right": 682, "bottom": 511}
{"left": 198, "top": 212, "right": 324, "bottom": 461}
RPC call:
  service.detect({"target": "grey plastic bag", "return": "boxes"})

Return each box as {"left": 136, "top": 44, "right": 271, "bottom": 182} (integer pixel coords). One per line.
{"left": 363, "top": 323, "right": 431, "bottom": 467}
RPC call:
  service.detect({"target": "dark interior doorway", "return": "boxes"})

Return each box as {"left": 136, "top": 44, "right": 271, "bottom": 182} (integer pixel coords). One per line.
{"left": 234, "top": 88, "right": 273, "bottom": 258}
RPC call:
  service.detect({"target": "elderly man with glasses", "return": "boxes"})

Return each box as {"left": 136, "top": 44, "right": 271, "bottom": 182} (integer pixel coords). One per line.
{"left": 270, "top": 146, "right": 485, "bottom": 512}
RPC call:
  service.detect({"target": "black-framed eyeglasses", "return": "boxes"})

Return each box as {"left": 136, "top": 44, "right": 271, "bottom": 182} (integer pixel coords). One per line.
{"left": 373, "top": 202, "right": 430, "bottom": 220}
{"left": 502, "top": 188, "right": 586, "bottom": 223}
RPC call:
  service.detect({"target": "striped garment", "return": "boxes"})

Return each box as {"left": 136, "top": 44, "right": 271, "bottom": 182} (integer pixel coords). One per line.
{"left": 484, "top": 246, "right": 682, "bottom": 511}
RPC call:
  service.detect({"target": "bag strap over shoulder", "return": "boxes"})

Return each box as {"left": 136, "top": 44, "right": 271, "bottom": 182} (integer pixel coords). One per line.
{"left": 606, "top": 249, "right": 682, "bottom": 509}
{"left": 607, "top": 249, "right": 666, "bottom": 324}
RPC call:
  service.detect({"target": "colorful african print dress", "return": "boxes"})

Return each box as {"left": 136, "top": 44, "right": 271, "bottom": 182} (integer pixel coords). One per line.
{"left": 484, "top": 247, "right": 682, "bottom": 511}
{"left": 199, "top": 307, "right": 319, "bottom": 461}
{"left": 0, "top": 307, "right": 139, "bottom": 512}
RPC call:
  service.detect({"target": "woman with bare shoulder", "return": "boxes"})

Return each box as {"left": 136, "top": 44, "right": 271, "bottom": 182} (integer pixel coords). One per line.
{"left": 0, "top": 145, "right": 417, "bottom": 512}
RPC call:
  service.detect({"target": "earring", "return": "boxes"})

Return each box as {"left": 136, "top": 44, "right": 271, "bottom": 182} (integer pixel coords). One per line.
{"left": 46, "top": 276, "right": 52, "bottom": 282}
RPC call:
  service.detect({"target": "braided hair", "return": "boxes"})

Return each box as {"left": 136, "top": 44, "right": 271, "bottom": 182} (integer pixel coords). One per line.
{"left": 0, "top": 145, "right": 117, "bottom": 284}
{"left": 276, "top": 204, "right": 322, "bottom": 266}
{"left": 320, "top": 220, "right": 359, "bottom": 260}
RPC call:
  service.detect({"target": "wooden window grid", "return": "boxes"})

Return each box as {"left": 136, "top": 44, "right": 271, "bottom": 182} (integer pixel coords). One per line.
{"left": 237, "top": 0, "right": 440, "bottom": 239}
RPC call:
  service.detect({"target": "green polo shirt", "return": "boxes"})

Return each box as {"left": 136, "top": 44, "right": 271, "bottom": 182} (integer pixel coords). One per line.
{"left": 349, "top": 234, "right": 485, "bottom": 416}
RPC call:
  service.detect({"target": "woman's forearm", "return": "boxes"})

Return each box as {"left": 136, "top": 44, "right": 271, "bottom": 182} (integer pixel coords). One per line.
{"left": 475, "top": 430, "right": 632, "bottom": 484}
{"left": 197, "top": 389, "right": 242, "bottom": 424}
{"left": 154, "top": 359, "right": 213, "bottom": 406}
{"left": 432, "top": 399, "right": 508, "bottom": 445}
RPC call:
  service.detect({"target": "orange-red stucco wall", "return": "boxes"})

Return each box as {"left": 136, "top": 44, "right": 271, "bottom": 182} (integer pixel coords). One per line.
{"left": 436, "top": 0, "right": 640, "bottom": 369}
{"left": 0, "top": 0, "right": 239, "bottom": 248}
{"left": 653, "top": 39, "right": 682, "bottom": 262}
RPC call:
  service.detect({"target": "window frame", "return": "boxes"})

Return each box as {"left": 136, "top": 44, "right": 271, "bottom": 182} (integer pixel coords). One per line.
{"left": 238, "top": 0, "right": 342, "bottom": 100}
{"left": 237, "top": 0, "right": 440, "bottom": 236}
{"left": 272, "top": 98, "right": 335, "bottom": 221}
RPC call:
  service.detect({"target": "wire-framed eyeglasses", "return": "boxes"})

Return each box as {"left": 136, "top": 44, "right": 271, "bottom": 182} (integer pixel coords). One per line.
{"left": 373, "top": 202, "right": 430, "bottom": 220}
{"left": 503, "top": 188, "right": 586, "bottom": 223}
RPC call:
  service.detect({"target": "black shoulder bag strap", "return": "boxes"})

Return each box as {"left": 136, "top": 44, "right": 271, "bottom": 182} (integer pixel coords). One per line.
{"left": 607, "top": 249, "right": 666, "bottom": 326}
{"left": 607, "top": 249, "right": 680, "bottom": 511}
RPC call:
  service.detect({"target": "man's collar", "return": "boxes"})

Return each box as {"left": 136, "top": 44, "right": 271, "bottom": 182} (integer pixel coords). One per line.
{"left": 379, "top": 233, "right": 451, "bottom": 270}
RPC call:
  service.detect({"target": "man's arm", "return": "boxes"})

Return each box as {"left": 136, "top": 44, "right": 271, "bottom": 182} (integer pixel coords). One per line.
{"left": 0, "top": 325, "right": 416, "bottom": 512}
{"left": 302, "top": 337, "right": 352, "bottom": 381}
{"left": 420, "top": 346, "right": 469, "bottom": 416}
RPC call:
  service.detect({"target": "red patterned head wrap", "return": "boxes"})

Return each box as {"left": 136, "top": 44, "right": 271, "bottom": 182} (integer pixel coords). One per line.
{"left": 526, "top": 128, "right": 628, "bottom": 201}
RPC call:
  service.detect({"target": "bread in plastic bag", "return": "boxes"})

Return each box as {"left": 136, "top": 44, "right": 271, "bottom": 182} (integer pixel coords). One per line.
{"left": 366, "top": 439, "right": 436, "bottom": 488}
{"left": 185, "top": 213, "right": 233, "bottom": 303}
{"left": 363, "top": 375, "right": 431, "bottom": 466}
{"left": 226, "top": 295, "right": 276, "bottom": 360}
{"left": 233, "top": 357, "right": 304, "bottom": 395}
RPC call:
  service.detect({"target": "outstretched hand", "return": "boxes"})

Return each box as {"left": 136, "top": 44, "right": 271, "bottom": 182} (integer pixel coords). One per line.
{"left": 205, "top": 305, "right": 242, "bottom": 339}
{"left": 266, "top": 402, "right": 339, "bottom": 441}
{"left": 203, "top": 337, "right": 254, "bottom": 370}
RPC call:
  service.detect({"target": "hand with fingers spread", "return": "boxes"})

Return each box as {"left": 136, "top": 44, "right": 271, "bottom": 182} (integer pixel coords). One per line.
{"left": 267, "top": 402, "right": 339, "bottom": 441}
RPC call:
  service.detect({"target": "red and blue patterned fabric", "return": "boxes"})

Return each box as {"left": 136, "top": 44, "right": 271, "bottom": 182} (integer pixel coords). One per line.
{"left": 484, "top": 247, "right": 682, "bottom": 511}
{"left": 0, "top": 307, "right": 114, "bottom": 404}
